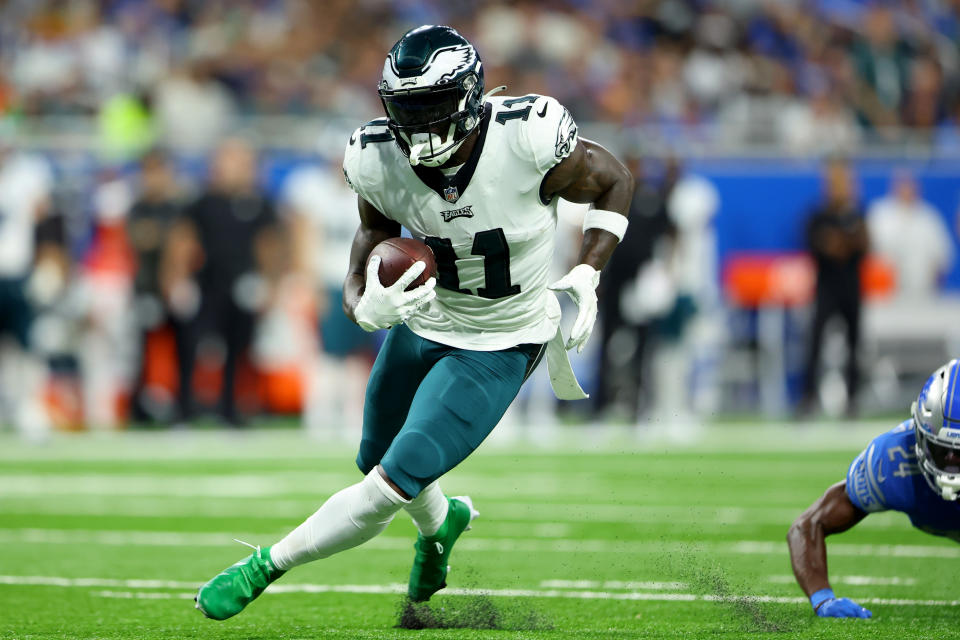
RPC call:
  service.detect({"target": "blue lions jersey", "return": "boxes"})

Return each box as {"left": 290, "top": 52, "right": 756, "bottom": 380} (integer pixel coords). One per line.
{"left": 846, "top": 421, "right": 960, "bottom": 541}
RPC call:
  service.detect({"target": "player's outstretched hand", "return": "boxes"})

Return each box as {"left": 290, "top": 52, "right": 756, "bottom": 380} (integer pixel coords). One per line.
{"left": 548, "top": 263, "right": 600, "bottom": 353}
{"left": 810, "top": 589, "right": 872, "bottom": 618}
{"left": 354, "top": 256, "right": 436, "bottom": 332}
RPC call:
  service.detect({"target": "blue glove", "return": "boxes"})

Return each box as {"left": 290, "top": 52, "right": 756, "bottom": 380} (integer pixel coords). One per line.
{"left": 810, "top": 588, "right": 872, "bottom": 618}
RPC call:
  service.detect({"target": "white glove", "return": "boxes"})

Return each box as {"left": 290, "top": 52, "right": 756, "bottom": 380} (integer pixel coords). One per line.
{"left": 549, "top": 263, "right": 600, "bottom": 353}
{"left": 354, "top": 256, "right": 437, "bottom": 332}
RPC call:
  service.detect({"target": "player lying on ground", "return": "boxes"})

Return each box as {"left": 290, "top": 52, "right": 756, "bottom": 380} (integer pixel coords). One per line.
{"left": 195, "top": 24, "right": 633, "bottom": 620}
{"left": 788, "top": 358, "right": 960, "bottom": 619}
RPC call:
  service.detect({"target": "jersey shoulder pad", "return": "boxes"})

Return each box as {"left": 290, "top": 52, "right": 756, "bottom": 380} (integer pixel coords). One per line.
{"left": 491, "top": 94, "right": 578, "bottom": 175}
{"left": 846, "top": 421, "right": 919, "bottom": 513}
{"left": 342, "top": 118, "right": 395, "bottom": 198}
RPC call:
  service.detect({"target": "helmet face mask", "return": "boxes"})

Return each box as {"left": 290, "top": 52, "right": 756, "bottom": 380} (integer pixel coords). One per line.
{"left": 378, "top": 26, "right": 485, "bottom": 167}
{"left": 912, "top": 359, "right": 960, "bottom": 501}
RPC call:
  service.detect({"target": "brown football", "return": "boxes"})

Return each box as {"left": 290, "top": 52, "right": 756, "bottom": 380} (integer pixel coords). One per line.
{"left": 367, "top": 237, "right": 437, "bottom": 290}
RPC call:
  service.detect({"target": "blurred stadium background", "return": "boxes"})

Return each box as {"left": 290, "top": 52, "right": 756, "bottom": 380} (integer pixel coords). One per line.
{"left": 4, "top": 1, "right": 960, "bottom": 637}
{"left": 2, "top": 0, "right": 959, "bottom": 433}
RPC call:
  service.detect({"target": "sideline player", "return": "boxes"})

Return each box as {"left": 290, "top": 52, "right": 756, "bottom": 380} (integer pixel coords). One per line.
{"left": 787, "top": 359, "right": 960, "bottom": 618}
{"left": 196, "top": 24, "right": 633, "bottom": 620}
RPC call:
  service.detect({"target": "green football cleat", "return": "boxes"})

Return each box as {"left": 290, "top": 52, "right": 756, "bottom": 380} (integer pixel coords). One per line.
{"left": 195, "top": 542, "right": 285, "bottom": 620}
{"left": 407, "top": 495, "right": 479, "bottom": 602}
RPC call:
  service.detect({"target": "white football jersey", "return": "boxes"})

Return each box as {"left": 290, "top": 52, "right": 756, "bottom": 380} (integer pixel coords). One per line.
{"left": 281, "top": 164, "right": 358, "bottom": 288}
{"left": 343, "top": 94, "right": 579, "bottom": 351}
{"left": 0, "top": 153, "right": 53, "bottom": 277}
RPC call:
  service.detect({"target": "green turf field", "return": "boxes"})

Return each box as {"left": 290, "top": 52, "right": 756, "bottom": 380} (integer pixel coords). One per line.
{"left": 2, "top": 422, "right": 959, "bottom": 639}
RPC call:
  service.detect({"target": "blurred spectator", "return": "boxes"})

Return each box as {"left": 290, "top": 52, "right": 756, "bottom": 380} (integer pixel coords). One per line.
{"left": 153, "top": 64, "right": 237, "bottom": 155}
{"left": 0, "top": 1, "right": 957, "bottom": 151}
{"left": 127, "top": 149, "right": 185, "bottom": 423}
{"left": 934, "top": 100, "right": 960, "bottom": 153}
{"left": 610, "top": 158, "right": 721, "bottom": 423}
{"left": 280, "top": 161, "right": 374, "bottom": 435}
{"left": 595, "top": 156, "right": 676, "bottom": 421}
{"left": 779, "top": 87, "right": 862, "bottom": 155}
{"left": 163, "top": 138, "right": 284, "bottom": 426}
{"left": 902, "top": 55, "right": 944, "bottom": 134}
{"left": 98, "top": 91, "right": 156, "bottom": 163}
{"left": 1, "top": 0, "right": 960, "bottom": 429}
{"left": 76, "top": 172, "right": 135, "bottom": 430}
{"left": 850, "top": 5, "right": 912, "bottom": 129}
{"left": 800, "top": 158, "right": 869, "bottom": 417}
{"left": 649, "top": 160, "right": 721, "bottom": 422}
{"left": 867, "top": 170, "right": 954, "bottom": 298}
{"left": 0, "top": 146, "right": 59, "bottom": 437}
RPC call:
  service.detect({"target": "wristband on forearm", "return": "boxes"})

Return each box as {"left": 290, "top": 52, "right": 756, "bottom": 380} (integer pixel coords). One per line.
{"left": 582, "top": 209, "right": 628, "bottom": 242}
{"left": 809, "top": 588, "right": 835, "bottom": 611}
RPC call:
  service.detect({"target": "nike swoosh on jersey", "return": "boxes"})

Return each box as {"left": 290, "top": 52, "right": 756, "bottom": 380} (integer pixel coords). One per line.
{"left": 349, "top": 132, "right": 357, "bottom": 145}
{"left": 537, "top": 103, "right": 548, "bottom": 118}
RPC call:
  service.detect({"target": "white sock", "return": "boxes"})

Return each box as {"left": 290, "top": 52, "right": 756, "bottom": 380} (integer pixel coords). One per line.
{"left": 403, "top": 481, "right": 448, "bottom": 537}
{"left": 270, "top": 470, "right": 408, "bottom": 570}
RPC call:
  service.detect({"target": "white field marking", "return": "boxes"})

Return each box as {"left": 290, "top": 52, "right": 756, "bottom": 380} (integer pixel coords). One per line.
{"left": 531, "top": 523, "right": 573, "bottom": 537}
{"left": 0, "top": 495, "right": 909, "bottom": 530}
{"left": 539, "top": 580, "right": 687, "bottom": 590}
{"left": 0, "top": 473, "right": 355, "bottom": 498}
{"left": 767, "top": 574, "right": 917, "bottom": 586}
{"left": 3, "top": 527, "right": 959, "bottom": 559}
{"left": 94, "top": 590, "right": 196, "bottom": 600}
{"left": 0, "top": 473, "right": 684, "bottom": 501}
{"left": 3, "top": 576, "right": 956, "bottom": 608}
{"left": 0, "top": 422, "right": 889, "bottom": 461}
{"left": 0, "top": 575, "right": 198, "bottom": 589}
{"left": 0, "top": 529, "right": 284, "bottom": 548}
{"left": 730, "top": 540, "right": 960, "bottom": 558}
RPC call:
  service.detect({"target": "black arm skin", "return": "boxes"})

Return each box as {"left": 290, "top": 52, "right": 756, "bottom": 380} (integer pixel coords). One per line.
{"left": 342, "top": 195, "right": 402, "bottom": 323}
{"left": 787, "top": 481, "right": 867, "bottom": 597}
{"left": 542, "top": 138, "right": 634, "bottom": 271}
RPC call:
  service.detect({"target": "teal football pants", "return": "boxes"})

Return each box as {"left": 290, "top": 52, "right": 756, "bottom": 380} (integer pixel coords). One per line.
{"left": 357, "top": 323, "right": 542, "bottom": 498}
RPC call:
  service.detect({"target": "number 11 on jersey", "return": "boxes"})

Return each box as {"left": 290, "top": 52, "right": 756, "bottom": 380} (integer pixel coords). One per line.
{"left": 425, "top": 228, "right": 520, "bottom": 300}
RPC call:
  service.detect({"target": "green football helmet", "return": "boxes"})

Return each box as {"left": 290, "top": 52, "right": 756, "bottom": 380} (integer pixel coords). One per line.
{"left": 378, "top": 25, "right": 485, "bottom": 167}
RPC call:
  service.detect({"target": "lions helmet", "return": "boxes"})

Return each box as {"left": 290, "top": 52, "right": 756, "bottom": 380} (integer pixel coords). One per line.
{"left": 912, "top": 359, "right": 960, "bottom": 500}
{"left": 378, "top": 25, "right": 485, "bottom": 168}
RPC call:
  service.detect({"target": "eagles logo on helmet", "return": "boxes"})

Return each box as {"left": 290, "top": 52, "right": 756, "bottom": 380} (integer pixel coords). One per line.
{"left": 912, "top": 359, "right": 960, "bottom": 500}
{"left": 378, "top": 25, "right": 486, "bottom": 168}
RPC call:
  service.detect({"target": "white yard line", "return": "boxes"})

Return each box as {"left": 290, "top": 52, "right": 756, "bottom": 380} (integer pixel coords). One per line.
{"left": 1, "top": 527, "right": 957, "bottom": 558}
{"left": 0, "top": 422, "right": 889, "bottom": 461}
{"left": 0, "top": 496, "right": 912, "bottom": 532}
{"left": 0, "top": 473, "right": 353, "bottom": 498}
{"left": 2, "top": 576, "right": 956, "bottom": 607}
{"left": 0, "top": 496, "right": 866, "bottom": 527}
{"left": 0, "top": 575, "right": 198, "bottom": 588}
{"left": 730, "top": 540, "right": 960, "bottom": 558}
{"left": 767, "top": 575, "right": 917, "bottom": 586}
{"left": 540, "top": 580, "right": 687, "bottom": 590}
{"left": 95, "top": 590, "right": 197, "bottom": 600}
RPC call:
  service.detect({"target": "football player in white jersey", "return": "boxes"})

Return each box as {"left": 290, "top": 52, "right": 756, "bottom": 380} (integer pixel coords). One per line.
{"left": 196, "top": 25, "right": 633, "bottom": 620}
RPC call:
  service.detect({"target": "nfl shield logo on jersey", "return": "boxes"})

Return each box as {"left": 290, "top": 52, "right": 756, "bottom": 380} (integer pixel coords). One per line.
{"left": 444, "top": 185, "right": 459, "bottom": 203}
